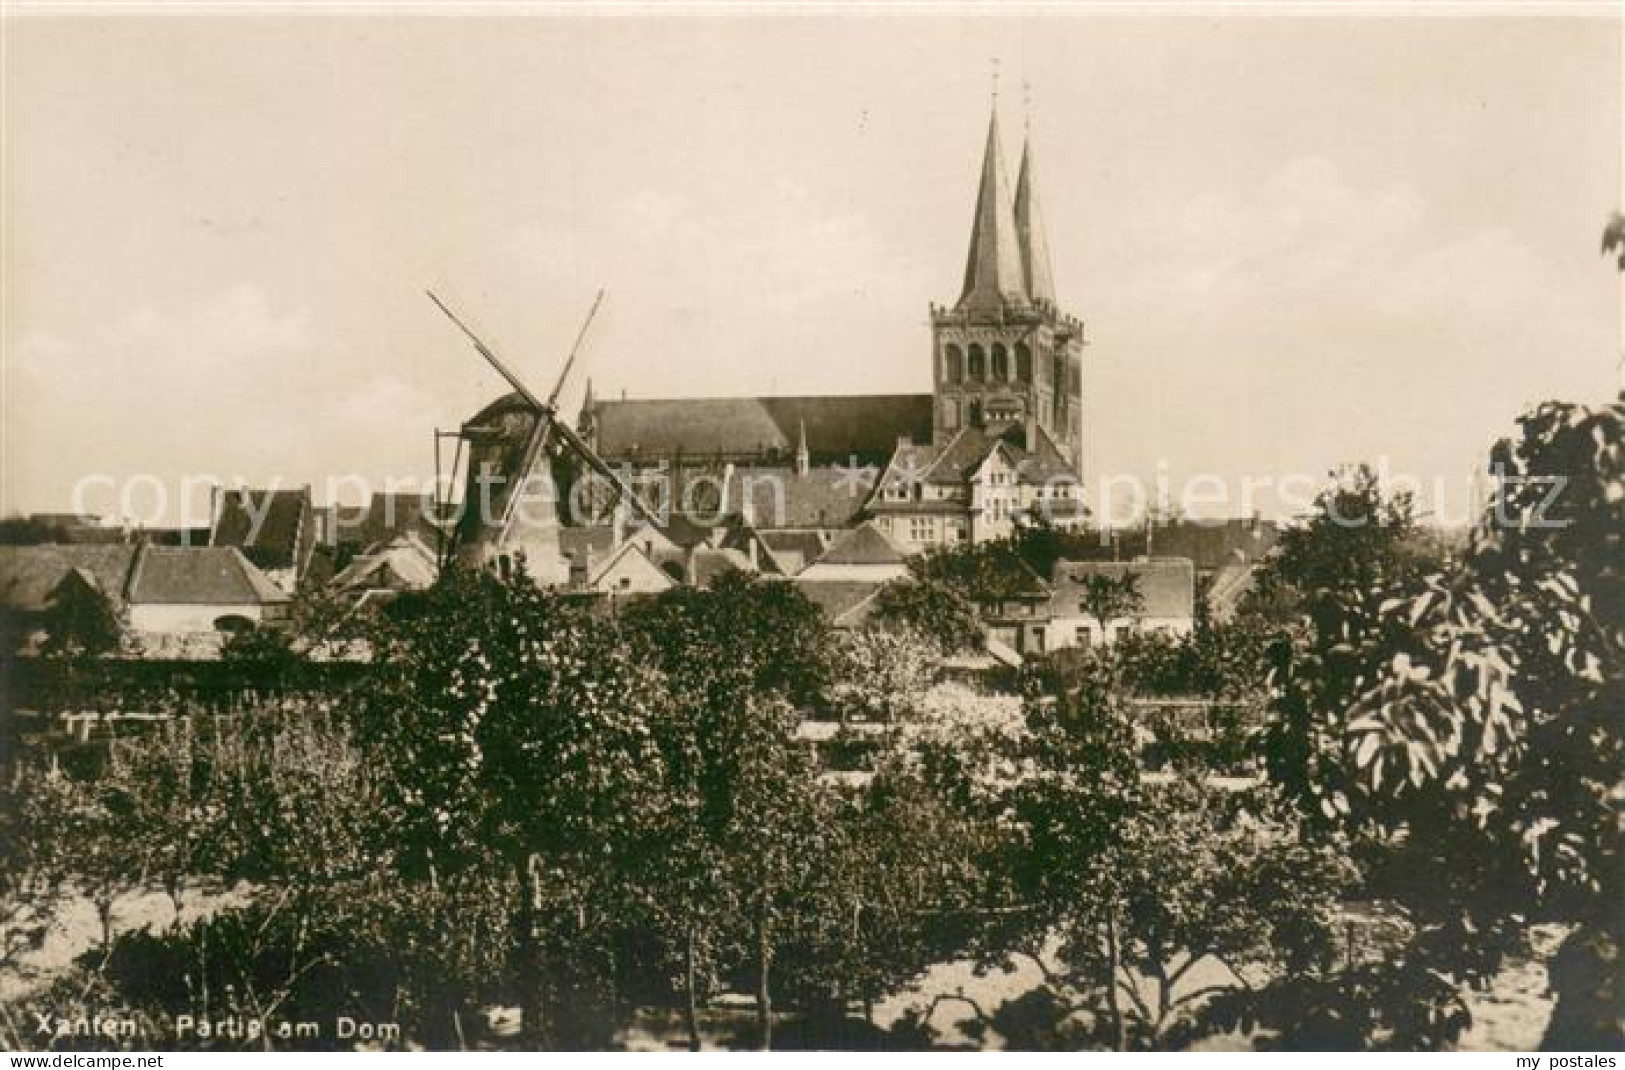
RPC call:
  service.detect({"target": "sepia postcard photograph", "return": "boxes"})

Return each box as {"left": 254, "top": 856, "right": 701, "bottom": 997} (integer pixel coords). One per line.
{"left": 0, "top": 2, "right": 1621, "bottom": 1057}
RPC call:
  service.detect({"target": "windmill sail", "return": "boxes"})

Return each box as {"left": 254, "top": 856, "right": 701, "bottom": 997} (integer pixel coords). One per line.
{"left": 428, "top": 290, "right": 664, "bottom": 581}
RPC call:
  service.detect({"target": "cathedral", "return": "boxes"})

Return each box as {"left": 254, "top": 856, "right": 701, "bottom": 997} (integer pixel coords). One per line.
{"left": 578, "top": 103, "right": 1089, "bottom": 551}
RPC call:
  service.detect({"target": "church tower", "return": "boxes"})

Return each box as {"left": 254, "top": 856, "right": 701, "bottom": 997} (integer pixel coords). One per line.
{"left": 930, "top": 105, "right": 1086, "bottom": 473}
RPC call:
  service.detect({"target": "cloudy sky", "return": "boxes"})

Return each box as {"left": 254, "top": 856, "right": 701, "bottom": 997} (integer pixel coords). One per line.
{"left": 3, "top": 14, "right": 1620, "bottom": 525}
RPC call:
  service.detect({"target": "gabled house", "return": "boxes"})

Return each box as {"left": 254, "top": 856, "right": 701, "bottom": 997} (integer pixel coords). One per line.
{"left": 866, "top": 426, "right": 1085, "bottom": 553}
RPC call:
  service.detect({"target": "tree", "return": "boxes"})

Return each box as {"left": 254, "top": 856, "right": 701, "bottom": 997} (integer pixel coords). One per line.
{"left": 622, "top": 572, "right": 848, "bottom": 1049}
{"left": 220, "top": 585, "right": 375, "bottom": 674}
{"left": 830, "top": 626, "right": 939, "bottom": 723}
{"left": 38, "top": 575, "right": 122, "bottom": 659}
{"left": 621, "top": 570, "right": 832, "bottom": 710}
{"left": 908, "top": 539, "right": 1045, "bottom": 603}
{"left": 1335, "top": 398, "right": 1624, "bottom": 1048}
{"left": 1254, "top": 464, "right": 1438, "bottom": 820}
{"left": 998, "top": 655, "right": 1355, "bottom": 1050}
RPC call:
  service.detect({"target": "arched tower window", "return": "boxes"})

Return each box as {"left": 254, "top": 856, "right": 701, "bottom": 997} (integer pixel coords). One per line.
{"left": 943, "top": 343, "right": 963, "bottom": 384}
{"left": 967, "top": 343, "right": 986, "bottom": 381}
{"left": 991, "top": 343, "right": 1009, "bottom": 381}
{"left": 968, "top": 399, "right": 984, "bottom": 427}
{"left": 1053, "top": 354, "right": 1067, "bottom": 395}
{"left": 1015, "top": 343, "right": 1032, "bottom": 383}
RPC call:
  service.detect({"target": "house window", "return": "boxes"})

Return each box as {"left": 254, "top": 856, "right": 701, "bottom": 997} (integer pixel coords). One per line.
{"left": 1075, "top": 626, "right": 1092, "bottom": 648}
{"left": 909, "top": 517, "right": 934, "bottom": 543}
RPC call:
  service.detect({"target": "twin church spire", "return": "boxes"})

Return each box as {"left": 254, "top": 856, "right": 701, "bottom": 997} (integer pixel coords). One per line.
{"left": 957, "top": 105, "right": 1056, "bottom": 312}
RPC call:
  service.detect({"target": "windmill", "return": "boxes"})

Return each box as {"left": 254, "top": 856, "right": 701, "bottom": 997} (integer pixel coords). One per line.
{"left": 427, "top": 290, "right": 664, "bottom": 583}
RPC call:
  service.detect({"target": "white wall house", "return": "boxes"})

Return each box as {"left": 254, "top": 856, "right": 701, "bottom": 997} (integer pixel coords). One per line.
{"left": 125, "top": 545, "right": 290, "bottom": 634}
{"left": 797, "top": 520, "right": 912, "bottom": 583}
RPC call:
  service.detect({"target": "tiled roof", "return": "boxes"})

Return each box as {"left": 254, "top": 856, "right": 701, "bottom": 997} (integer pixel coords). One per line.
{"left": 1049, "top": 558, "right": 1194, "bottom": 620}
{"left": 211, "top": 487, "right": 314, "bottom": 574}
{"left": 1015, "top": 426, "right": 1081, "bottom": 484}
{"left": 815, "top": 520, "right": 909, "bottom": 567}
{"left": 586, "top": 394, "right": 932, "bottom": 465}
{"left": 0, "top": 545, "right": 137, "bottom": 612}
{"left": 921, "top": 428, "right": 1007, "bottom": 486}
{"left": 127, "top": 546, "right": 290, "bottom": 606}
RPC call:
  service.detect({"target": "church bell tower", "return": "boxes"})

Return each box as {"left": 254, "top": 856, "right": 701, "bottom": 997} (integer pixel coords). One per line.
{"left": 930, "top": 104, "right": 1086, "bottom": 473}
